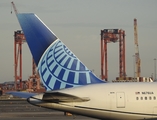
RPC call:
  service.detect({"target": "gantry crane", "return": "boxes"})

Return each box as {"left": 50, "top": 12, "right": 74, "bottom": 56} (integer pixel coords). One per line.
{"left": 11, "top": 2, "right": 41, "bottom": 91}
{"left": 101, "top": 29, "right": 126, "bottom": 81}
{"left": 11, "top": 2, "right": 25, "bottom": 90}
{"left": 134, "top": 18, "right": 141, "bottom": 77}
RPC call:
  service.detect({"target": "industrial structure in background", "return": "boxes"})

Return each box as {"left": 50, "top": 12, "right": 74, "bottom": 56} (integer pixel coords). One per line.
{"left": 112, "top": 19, "right": 152, "bottom": 82}
{"left": 101, "top": 19, "right": 152, "bottom": 82}
{"left": 134, "top": 18, "right": 141, "bottom": 78}
{"left": 14, "top": 30, "right": 42, "bottom": 91}
{"left": 0, "top": 3, "right": 154, "bottom": 94}
{"left": 14, "top": 30, "right": 25, "bottom": 90}
{"left": 11, "top": 2, "right": 43, "bottom": 92}
{"left": 100, "top": 29, "right": 126, "bottom": 81}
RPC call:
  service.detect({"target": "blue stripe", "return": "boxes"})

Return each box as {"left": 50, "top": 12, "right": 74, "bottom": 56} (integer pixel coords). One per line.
{"left": 51, "top": 64, "right": 58, "bottom": 73}
{"left": 46, "top": 74, "right": 52, "bottom": 85}
{"left": 55, "top": 44, "right": 62, "bottom": 49}
{"left": 55, "top": 52, "right": 64, "bottom": 59}
{"left": 55, "top": 48, "right": 62, "bottom": 54}
{"left": 47, "top": 59, "right": 54, "bottom": 67}
{"left": 71, "top": 59, "right": 77, "bottom": 70}
{"left": 67, "top": 58, "right": 73, "bottom": 69}
{"left": 79, "top": 62, "right": 86, "bottom": 71}
{"left": 58, "top": 54, "right": 67, "bottom": 64}
{"left": 79, "top": 73, "right": 87, "bottom": 84}
{"left": 41, "top": 60, "right": 45, "bottom": 66}
{"left": 47, "top": 54, "right": 52, "bottom": 60}
{"left": 54, "top": 80, "right": 61, "bottom": 90}
{"left": 67, "top": 71, "right": 75, "bottom": 83}
{"left": 60, "top": 55, "right": 69, "bottom": 66}
{"left": 58, "top": 69, "right": 65, "bottom": 80}
{"left": 64, "top": 57, "right": 71, "bottom": 68}
{"left": 41, "top": 68, "right": 47, "bottom": 76}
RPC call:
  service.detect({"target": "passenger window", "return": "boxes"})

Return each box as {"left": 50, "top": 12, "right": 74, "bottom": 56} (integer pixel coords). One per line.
{"left": 141, "top": 97, "right": 143, "bottom": 100}
{"left": 136, "top": 97, "right": 139, "bottom": 100}
{"left": 145, "top": 97, "right": 147, "bottom": 100}
{"left": 154, "top": 96, "right": 156, "bottom": 100}
{"left": 149, "top": 96, "right": 151, "bottom": 100}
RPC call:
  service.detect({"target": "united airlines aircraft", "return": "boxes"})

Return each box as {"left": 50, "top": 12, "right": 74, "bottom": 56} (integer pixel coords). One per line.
{"left": 8, "top": 12, "right": 157, "bottom": 120}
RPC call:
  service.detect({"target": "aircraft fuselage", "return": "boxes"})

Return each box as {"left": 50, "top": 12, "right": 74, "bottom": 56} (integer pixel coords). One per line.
{"left": 28, "top": 82, "right": 157, "bottom": 120}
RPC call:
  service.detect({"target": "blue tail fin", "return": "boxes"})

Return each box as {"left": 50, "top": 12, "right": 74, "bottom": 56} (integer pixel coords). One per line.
{"left": 17, "top": 13, "right": 105, "bottom": 91}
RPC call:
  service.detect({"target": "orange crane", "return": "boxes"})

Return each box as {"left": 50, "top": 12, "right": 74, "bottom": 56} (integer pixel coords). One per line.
{"left": 134, "top": 18, "right": 141, "bottom": 77}
{"left": 101, "top": 29, "right": 126, "bottom": 81}
{"left": 11, "top": 2, "right": 25, "bottom": 90}
{"left": 11, "top": 2, "right": 41, "bottom": 91}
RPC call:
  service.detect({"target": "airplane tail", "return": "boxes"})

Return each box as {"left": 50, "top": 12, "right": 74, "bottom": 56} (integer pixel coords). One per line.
{"left": 17, "top": 13, "right": 105, "bottom": 91}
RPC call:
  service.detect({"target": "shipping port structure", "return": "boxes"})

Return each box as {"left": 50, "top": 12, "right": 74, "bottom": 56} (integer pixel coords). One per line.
{"left": 0, "top": 2, "right": 154, "bottom": 93}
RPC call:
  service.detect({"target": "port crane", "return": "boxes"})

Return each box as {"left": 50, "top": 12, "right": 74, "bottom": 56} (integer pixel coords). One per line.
{"left": 11, "top": 2, "right": 41, "bottom": 91}
{"left": 11, "top": 1, "right": 18, "bottom": 15}
{"left": 134, "top": 18, "right": 141, "bottom": 77}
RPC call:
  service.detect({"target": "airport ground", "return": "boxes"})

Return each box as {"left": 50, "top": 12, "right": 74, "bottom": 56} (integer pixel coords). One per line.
{"left": 0, "top": 96, "right": 97, "bottom": 120}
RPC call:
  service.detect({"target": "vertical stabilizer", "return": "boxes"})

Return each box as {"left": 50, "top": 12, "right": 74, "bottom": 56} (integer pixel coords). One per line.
{"left": 16, "top": 13, "right": 105, "bottom": 91}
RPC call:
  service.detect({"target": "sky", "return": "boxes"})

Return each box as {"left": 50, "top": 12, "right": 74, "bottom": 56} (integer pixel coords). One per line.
{"left": 0, "top": 0, "right": 157, "bottom": 83}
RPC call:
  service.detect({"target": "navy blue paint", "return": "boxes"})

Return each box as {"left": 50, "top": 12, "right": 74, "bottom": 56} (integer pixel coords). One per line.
{"left": 54, "top": 80, "right": 61, "bottom": 90}
{"left": 64, "top": 57, "right": 71, "bottom": 68}
{"left": 46, "top": 74, "right": 52, "bottom": 85}
{"left": 71, "top": 59, "right": 77, "bottom": 70}
{"left": 51, "top": 64, "right": 58, "bottom": 74}
{"left": 79, "top": 73, "right": 87, "bottom": 84}
{"left": 17, "top": 13, "right": 57, "bottom": 65}
{"left": 55, "top": 52, "right": 64, "bottom": 59}
{"left": 79, "top": 62, "right": 86, "bottom": 71}
{"left": 47, "top": 60, "right": 54, "bottom": 67}
{"left": 58, "top": 55, "right": 67, "bottom": 64}
{"left": 41, "top": 60, "right": 45, "bottom": 66}
{"left": 47, "top": 54, "right": 52, "bottom": 60}
{"left": 54, "top": 48, "right": 62, "bottom": 54}
{"left": 67, "top": 72, "right": 75, "bottom": 83}
{"left": 41, "top": 68, "right": 47, "bottom": 76}
{"left": 58, "top": 69, "right": 65, "bottom": 80}
{"left": 89, "top": 72, "right": 104, "bottom": 83}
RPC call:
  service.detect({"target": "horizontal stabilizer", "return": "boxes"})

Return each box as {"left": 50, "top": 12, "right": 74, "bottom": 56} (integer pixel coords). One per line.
{"left": 7, "top": 91, "right": 37, "bottom": 99}
{"left": 42, "top": 92, "right": 90, "bottom": 102}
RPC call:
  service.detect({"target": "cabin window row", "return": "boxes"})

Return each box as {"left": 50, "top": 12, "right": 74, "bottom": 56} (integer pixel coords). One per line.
{"left": 136, "top": 96, "right": 156, "bottom": 100}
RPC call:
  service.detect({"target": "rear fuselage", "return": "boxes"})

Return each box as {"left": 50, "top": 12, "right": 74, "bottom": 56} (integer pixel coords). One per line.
{"left": 28, "top": 82, "right": 157, "bottom": 119}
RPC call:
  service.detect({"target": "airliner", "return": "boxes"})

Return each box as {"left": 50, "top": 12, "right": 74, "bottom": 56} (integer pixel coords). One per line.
{"left": 8, "top": 12, "right": 157, "bottom": 120}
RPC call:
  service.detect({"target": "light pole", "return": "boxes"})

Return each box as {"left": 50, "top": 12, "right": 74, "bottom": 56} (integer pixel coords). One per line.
{"left": 154, "top": 58, "right": 156, "bottom": 80}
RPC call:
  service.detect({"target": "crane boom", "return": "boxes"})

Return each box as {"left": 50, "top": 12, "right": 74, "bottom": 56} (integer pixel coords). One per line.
{"left": 11, "top": 1, "right": 18, "bottom": 15}
{"left": 134, "top": 18, "right": 141, "bottom": 77}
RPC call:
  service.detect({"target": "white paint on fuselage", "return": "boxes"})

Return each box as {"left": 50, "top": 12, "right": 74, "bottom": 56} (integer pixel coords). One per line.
{"left": 29, "top": 82, "right": 157, "bottom": 119}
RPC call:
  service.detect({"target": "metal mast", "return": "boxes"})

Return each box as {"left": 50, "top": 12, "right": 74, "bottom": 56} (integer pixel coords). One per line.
{"left": 134, "top": 18, "right": 141, "bottom": 77}
{"left": 11, "top": 1, "right": 18, "bottom": 15}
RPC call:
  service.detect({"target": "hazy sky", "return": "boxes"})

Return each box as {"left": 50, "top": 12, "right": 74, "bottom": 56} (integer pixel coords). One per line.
{"left": 0, "top": 0, "right": 157, "bottom": 83}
